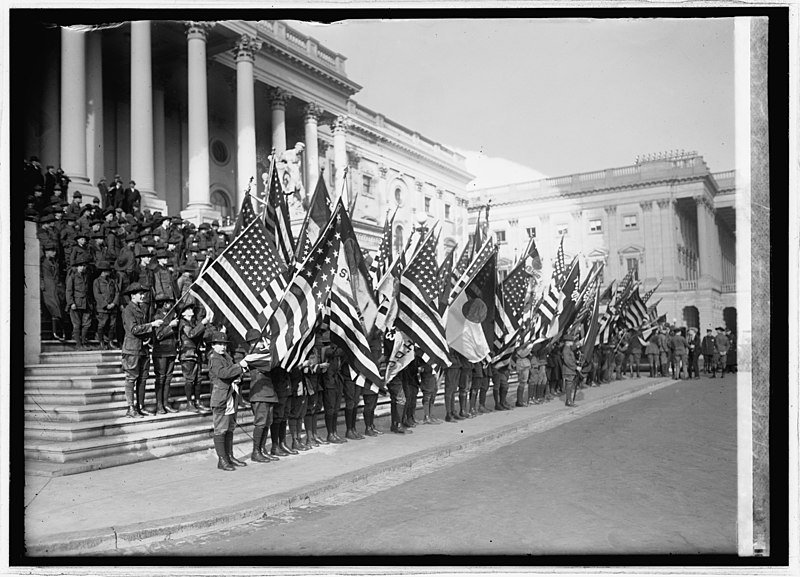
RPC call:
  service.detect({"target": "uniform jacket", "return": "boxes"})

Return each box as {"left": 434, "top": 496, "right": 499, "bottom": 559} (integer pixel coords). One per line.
{"left": 68, "top": 244, "right": 92, "bottom": 268}
{"left": 270, "top": 366, "right": 292, "bottom": 397}
{"left": 151, "top": 308, "right": 178, "bottom": 358}
{"left": 669, "top": 334, "right": 688, "bottom": 355}
{"left": 93, "top": 274, "right": 119, "bottom": 312}
{"left": 701, "top": 335, "right": 716, "bottom": 356}
{"left": 41, "top": 256, "right": 65, "bottom": 314}
{"left": 152, "top": 265, "right": 179, "bottom": 301}
{"left": 645, "top": 338, "right": 660, "bottom": 356}
{"left": 714, "top": 333, "right": 730, "bottom": 354}
{"left": 561, "top": 344, "right": 578, "bottom": 377}
{"left": 121, "top": 301, "right": 152, "bottom": 356}
{"left": 247, "top": 350, "right": 277, "bottom": 403}
{"left": 66, "top": 268, "right": 91, "bottom": 310}
{"left": 178, "top": 318, "right": 205, "bottom": 361}
{"left": 208, "top": 351, "right": 243, "bottom": 409}
{"left": 123, "top": 187, "right": 140, "bottom": 213}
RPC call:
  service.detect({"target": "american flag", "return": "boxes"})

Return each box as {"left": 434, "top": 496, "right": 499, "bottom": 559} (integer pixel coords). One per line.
{"left": 451, "top": 238, "right": 473, "bottom": 286}
{"left": 623, "top": 288, "right": 648, "bottom": 329}
{"left": 449, "top": 237, "right": 494, "bottom": 306}
{"left": 264, "top": 161, "right": 295, "bottom": 267}
{"left": 553, "top": 236, "right": 567, "bottom": 287}
{"left": 233, "top": 192, "right": 258, "bottom": 238}
{"left": 642, "top": 279, "right": 662, "bottom": 303}
{"left": 337, "top": 204, "right": 378, "bottom": 334}
{"left": 369, "top": 209, "right": 395, "bottom": 288}
{"left": 268, "top": 205, "right": 341, "bottom": 364}
{"left": 647, "top": 298, "right": 662, "bottom": 322}
{"left": 374, "top": 233, "right": 412, "bottom": 332}
{"left": 281, "top": 318, "right": 319, "bottom": 370}
{"left": 545, "top": 257, "right": 580, "bottom": 341}
{"left": 396, "top": 227, "right": 450, "bottom": 367}
{"left": 499, "top": 258, "right": 534, "bottom": 328}
{"left": 295, "top": 175, "right": 331, "bottom": 262}
{"left": 191, "top": 217, "right": 287, "bottom": 342}
{"left": 493, "top": 278, "right": 518, "bottom": 368}
{"left": 580, "top": 277, "right": 602, "bottom": 366}
{"left": 465, "top": 246, "right": 497, "bottom": 348}
{"left": 436, "top": 247, "right": 455, "bottom": 315}
{"left": 329, "top": 247, "right": 383, "bottom": 393}
{"left": 616, "top": 268, "right": 636, "bottom": 303}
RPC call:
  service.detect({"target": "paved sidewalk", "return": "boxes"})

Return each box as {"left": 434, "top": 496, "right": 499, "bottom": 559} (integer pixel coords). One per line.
{"left": 24, "top": 375, "right": 677, "bottom": 556}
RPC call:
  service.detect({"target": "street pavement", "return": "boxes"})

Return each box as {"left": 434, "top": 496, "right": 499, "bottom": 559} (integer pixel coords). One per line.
{"left": 23, "top": 372, "right": 729, "bottom": 556}
{"left": 132, "top": 372, "right": 737, "bottom": 556}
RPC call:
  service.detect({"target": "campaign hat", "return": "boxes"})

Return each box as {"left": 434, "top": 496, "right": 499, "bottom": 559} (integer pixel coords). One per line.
{"left": 244, "top": 328, "right": 262, "bottom": 343}
{"left": 39, "top": 213, "right": 55, "bottom": 224}
{"left": 134, "top": 246, "right": 151, "bottom": 258}
{"left": 114, "top": 253, "right": 134, "bottom": 272}
{"left": 72, "top": 253, "right": 92, "bottom": 266}
{"left": 95, "top": 259, "right": 112, "bottom": 271}
{"left": 210, "top": 331, "right": 229, "bottom": 344}
{"left": 124, "top": 282, "right": 149, "bottom": 295}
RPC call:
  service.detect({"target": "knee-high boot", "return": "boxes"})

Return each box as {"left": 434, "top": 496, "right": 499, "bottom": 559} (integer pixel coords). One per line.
{"left": 51, "top": 318, "right": 65, "bottom": 341}
{"left": 260, "top": 425, "right": 278, "bottom": 461}
{"left": 225, "top": 430, "right": 246, "bottom": 467}
{"left": 155, "top": 378, "right": 166, "bottom": 414}
{"left": 391, "top": 402, "right": 408, "bottom": 433}
{"left": 469, "top": 389, "right": 478, "bottom": 415}
{"left": 304, "top": 414, "right": 319, "bottom": 446}
{"left": 458, "top": 391, "right": 470, "bottom": 418}
{"left": 280, "top": 420, "right": 298, "bottom": 454}
{"left": 270, "top": 422, "right": 288, "bottom": 456}
{"left": 251, "top": 426, "right": 270, "bottom": 462}
{"left": 215, "top": 435, "right": 235, "bottom": 471}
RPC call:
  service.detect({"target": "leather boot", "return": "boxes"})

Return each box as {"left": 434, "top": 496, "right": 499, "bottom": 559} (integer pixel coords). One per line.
{"left": 260, "top": 425, "right": 278, "bottom": 461}
{"left": 290, "top": 421, "right": 310, "bottom": 451}
{"left": 270, "top": 423, "right": 289, "bottom": 456}
{"left": 458, "top": 392, "right": 471, "bottom": 419}
{"left": 312, "top": 415, "right": 328, "bottom": 445}
{"left": 469, "top": 390, "right": 478, "bottom": 416}
{"left": 163, "top": 384, "right": 177, "bottom": 413}
{"left": 280, "top": 421, "right": 299, "bottom": 454}
{"left": 251, "top": 427, "right": 270, "bottom": 463}
{"left": 364, "top": 412, "right": 378, "bottom": 436}
{"left": 304, "top": 415, "right": 320, "bottom": 446}
{"left": 155, "top": 380, "right": 167, "bottom": 415}
{"left": 330, "top": 412, "right": 347, "bottom": 442}
{"left": 125, "top": 405, "right": 142, "bottom": 419}
{"left": 351, "top": 409, "right": 365, "bottom": 439}
{"left": 51, "top": 318, "right": 65, "bottom": 341}
{"left": 226, "top": 431, "right": 247, "bottom": 467}
{"left": 326, "top": 414, "right": 344, "bottom": 443}
{"left": 215, "top": 435, "right": 235, "bottom": 471}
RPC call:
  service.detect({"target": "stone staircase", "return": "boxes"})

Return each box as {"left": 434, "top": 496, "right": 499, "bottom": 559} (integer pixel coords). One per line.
{"left": 24, "top": 343, "right": 256, "bottom": 477}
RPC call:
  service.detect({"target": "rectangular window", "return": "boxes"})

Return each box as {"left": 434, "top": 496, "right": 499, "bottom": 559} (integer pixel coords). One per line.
{"left": 627, "top": 257, "right": 639, "bottom": 281}
{"left": 556, "top": 224, "right": 569, "bottom": 236}
{"left": 362, "top": 175, "right": 372, "bottom": 197}
{"left": 444, "top": 203, "right": 451, "bottom": 221}
{"left": 425, "top": 196, "right": 432, "bottom": 214}
{"left": 496, "top": 230, "right": 506, "bottom": 243}
{"left": 589, "top": 219, "right": 603, "bottom": 233}
{"left": 526, "top": 227, "right": 536, "bottom": 238}
{"left": 623, "top": 214, "right": 638, "bottom": 229}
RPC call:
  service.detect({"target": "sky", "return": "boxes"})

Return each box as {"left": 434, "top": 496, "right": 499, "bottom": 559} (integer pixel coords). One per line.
{"left": 290, "top": 18, "right": 735, "bottom": 181}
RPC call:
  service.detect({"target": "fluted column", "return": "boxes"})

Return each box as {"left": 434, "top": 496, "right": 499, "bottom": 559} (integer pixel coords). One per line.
{"left": 303, "top": 103, "right": 322, "bottom": 191}
{"left": 153, "top": 85, "right": 166, "bottom": 203}
{"left": 86, "top": 31, "right": 104, "bottom": 186}
{"left": 332, "top": 115, "right": 349, "bottom": 200}
{"left": 270, "top": 87, "right": 290, "bottom": 156}
{"left": 60, "top": 28, "right": 97, "bottom": 203}
{"left": 695, "top": 196, "right": 713, "bottom": 282}
{"left": 182, "top": 21, "right": 218, "bottom": 223}
{"left": 235, "top": 34, "right": 261, "bottom": 208}
{"left": 130, "top": 21, "right": 160, "bottom": 210}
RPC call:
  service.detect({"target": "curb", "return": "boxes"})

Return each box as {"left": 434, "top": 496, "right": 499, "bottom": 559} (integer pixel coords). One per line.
{"left": 26, "top": 377, "right": 678, "bottom": 556}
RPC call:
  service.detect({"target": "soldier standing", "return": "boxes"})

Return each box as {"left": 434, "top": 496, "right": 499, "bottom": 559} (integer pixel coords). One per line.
{"left": 41, "top": 241, "right": 66, "bottom": 341}
{"left": 512, "top": 343, "right": 532, "bottom": 407}
{"left": 713, "top": 327, "right": 730, "bottom": 378}
{"left": 121, "top": 282, "right": 163, "bottom": 418}
{"left": 177, "top": 302, "right": 210, "bottom": 413}
{"left": 66, "top": 254, "right": 93, "bottom": 350}
{"left": 151, "top": 296, "right": 180, "bottom": 414}
{"left": 92, "top": 259, "right": 118, "bottom": 350}
{"left": 561, "top": 336, "right": 579, "bottom": 408}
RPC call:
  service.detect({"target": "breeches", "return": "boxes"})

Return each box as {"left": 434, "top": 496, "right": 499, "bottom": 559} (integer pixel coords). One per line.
{"left": 212, "top": 405, "right": 237, "bottom": 436}
{"left": 289, "top": 395, "right": 308, "bottom": 420}
{"left": 251, "top": 401, "right": 274, "bottom": 429}
{"left": 388, "top": 381, "right": 406, "bottom": 406}
{"left": 420, "top": 374, "right": 437, "bottom": 404}
{"left": 343, "top": 378, "right": 362, "bottom": 410}
{"left": 516, "top": 366, "right": 530, "bottom": 389}
{"left": 444, "top": 367, "right": 461, "bottom": 396}
{"left": 96, "top": 311, "right": 116, "bottom": 336}
{"left": 152, "top": 356, "right": 175, "bottom": 386}
{"left": 322, "top": 385, "right": 341, "bottom": 416}
{"left": 274, "top": 393, "right": 289, "bottom": 421}
{"left": 69, "top": 309, "right": 92, "bottom": 335}
{"left": 121, "top": 354, "right": 149, "bottom": 406}
{"left": 362, "top": 392, "right": 378, "bottom": 416}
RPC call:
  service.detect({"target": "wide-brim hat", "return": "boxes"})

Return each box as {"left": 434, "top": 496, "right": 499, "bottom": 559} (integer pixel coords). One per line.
{"left": 209, "top": 331, "right": 229, "bottom": 344}
{"left": 134, "top": 246, "right": 151, "bottom": 258}
{"left": 74, "top": 231, "right": 89, "bottom": 240}
{"left": 155, "top": 249, "right": 169, "bottom": 259}
{"left": 72, "top": 191, "right": 82, "bottom": 198}
{"left": 64, "top": 213, "right": 78, "bottom": 222}
{"left": 244, "top": 328, "right": 262, "bottom": 342}
{"left": 141, "top": 238, "right": 156, "bottom": 248}
{"left": 155, "top": 294, "right": 175, "bottom": 303}
{"left": 39, "top": 214, "right": 55, "bottom": 224}
{"left": 715, "top": 326, "right": 725, "bottom": 332}
{"left": 179, "top": 301, "right": 196, "bottom": 313}
{"left": 198, "top": 223, "right": 211, "bottom": 230}
{"left": 91, "top": 231, "right": 105, "bottom": 239}
{"left": 124, "top": 282, "right": 148, "bottom": 295}
{"left": 114, "top": 253, "right": 132, "bottom": 272}
{"left": 95, "top": 259, "right": 112, "bottom": 271}
{"left": 125, "top": 233, "right": 137, "bottom": 242}
{"left": 102, "top": 208, "right": 115, "bottom": 218}
{"left": 72, "top": 254, "right": 92, "bottom": 266}
{"left": 80, "top": 205, "right": 94, "bottom": 215}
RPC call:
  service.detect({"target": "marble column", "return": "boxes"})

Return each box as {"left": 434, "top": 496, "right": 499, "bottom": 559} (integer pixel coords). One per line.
{"left": 332, "top": 115, "right": 349, "bottom": 201}
{"left": 639, "top": 200, "right": 656, "bottom": 283}
{"left": 270, "top": 87, "right": 290, "bottom": 156}
{"left": 153, "top": 85, "right": 166, "bottom": 207}
{"left": 130, "top": 21, "right": 165, "bottom": 212}
{"left": 181, "top": 21, "right": 218, "bottom": 223}
{"left": 40, "top": 48, "right": 60, "bottom": 171}
{"left": 303, "top": 103, "right": 322, "bottom": 192}
{"left": 378, "top": 165, "right": 389, "bottom": 217}
{"left": 60, "top": 28, "right": 97, "bottom": 204}
{"left": 695, "top": 196, "right": 713, "bottom": 282}
{"left": 86, "top": 31, "right": 104, "bottom": 187}
{"left": 24, "top": 222, "right": 41, "bottom": 364}
{"left": 235, "top": 34, "right": 261, "bottom": 207}
{"left": 604, "top": 205, "right": 618, "bottom": 280}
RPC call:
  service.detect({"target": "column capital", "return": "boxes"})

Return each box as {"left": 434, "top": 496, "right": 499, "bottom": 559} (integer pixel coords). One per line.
{"left": 378, "top": 164, "right": 388, "bottom": 179}
{"left": 604, "top": 205, "right": 617, "bottom": 215}
{"left": 233, "top": 34, "right": 262, "bottom": 63}
{"left": 331, "top": 115, "right": 350, "bottom": 134}
{"left": 347, "top": 148, "right": 361, "bottom": 169}
{"left": 640, "top": 200, "right": 653, "bottom": 211}
{"left": 508, "top": 218, "right": 519, "bottom": 227}
{"left": 185, "top": 21, "right": 215, "bottom": 41}
{"left": 303, "top": 102, "right": 323, "bottom": 123}
{"left": 436, "top": 188, "right": 444, "bottom": 200}
{"left": 269, "top": 87, "right": 292, "bottom": 109}
{"left": 656, "top": 198, "right": 672, "bottom": 209}
{"left": 318, "top": 139, "right": 331, "bottom": 155}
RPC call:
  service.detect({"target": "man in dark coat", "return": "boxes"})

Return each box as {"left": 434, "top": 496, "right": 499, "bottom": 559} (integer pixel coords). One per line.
{"left": 177, "top": 303, "right": 210, "bottom": 413}
{"left": 92, "top": 259, "right": 119, "bottom": 350}
{"left": 121, "top": 282, "right": 163, "bottom": 417}
{"left": 97, "top": 177, "right": 111, "bottom": 208}
{"left": 151, "top": 295, "right": 180, "bottom": 414}
{"left": 41, "top": 241, "right": 66, "bottom": 341}
{"left": 561, "top": 335, "right": 579, "bottom": 407}
{"left": 66, "top": 253, "right": 93, "bottom": 350}
{"left": 208, "top": 331, "right": 249, "bottom": 471}
{"left": 701, "top": 329, "right": 717, "bottom": 376}
{"left": 110, "top": 176, "right": 125, "bottom": 210}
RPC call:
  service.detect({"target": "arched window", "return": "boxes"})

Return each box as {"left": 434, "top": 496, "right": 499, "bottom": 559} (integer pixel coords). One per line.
{"left": 210, "top": 189, "right": 232, "bottom": 220}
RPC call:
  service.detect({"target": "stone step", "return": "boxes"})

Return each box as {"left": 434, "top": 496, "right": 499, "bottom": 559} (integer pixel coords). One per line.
{"left": 24, "top": 368, "right": 213, "bottom": 390}
{"left": 24, "top": 381, "right": 209, "bottom": 406}
{"left": 24, "top": 423, "right": 258, "bottom": 473}
{"left": 38, "top": 349, "right": 123, "bottom": 365}
{"left": 25, "top": 411, "right": 257, "bottom": 459}
{"left": 24, "top": 362, "right": 125, "bottom": 377}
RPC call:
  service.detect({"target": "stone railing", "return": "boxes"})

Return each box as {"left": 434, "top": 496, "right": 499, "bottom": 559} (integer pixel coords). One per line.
{"left": 256, "top": 20, "right": 346, "bottom": 74}
{"left": 679, "top": 280, "right": 698, "bottom": 291}
{"left": 720, "top": 283, "right": 736, "bottom": 293}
